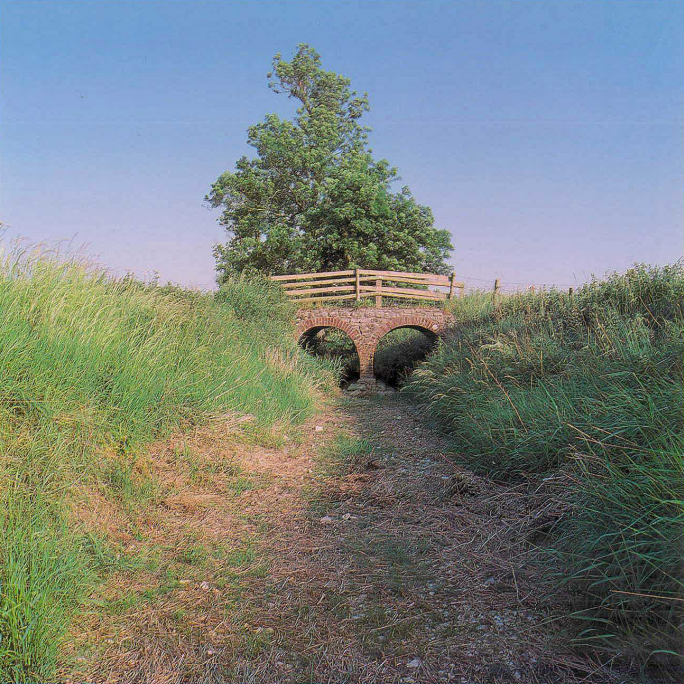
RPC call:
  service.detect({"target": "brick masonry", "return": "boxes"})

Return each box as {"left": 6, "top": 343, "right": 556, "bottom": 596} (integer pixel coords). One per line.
{"left": 295, "top": 307, "right": 454, "bottom": 380}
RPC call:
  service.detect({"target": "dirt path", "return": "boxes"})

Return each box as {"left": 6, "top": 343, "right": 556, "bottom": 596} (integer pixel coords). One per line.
{"left": 65, "top": 393, "right": 624, "bottom": 683}
{"left": 233, "top": 395, "right": 614, "bottom": 684}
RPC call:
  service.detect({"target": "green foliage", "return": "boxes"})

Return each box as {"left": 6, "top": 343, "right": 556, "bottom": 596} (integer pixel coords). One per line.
{"left": 0, "top": 492, "right": 91, "bottom": 680}
{"left": 373, "top": 328, "right": 436, "bottom": 386}
{"left": 554, "top": 445, "right": 683, "bottom": 670}
{"left": 300, "top": 327, "right": 359, "bottom": 385}
{"left": 0, "top": 245, "right": 327, "bottom": 680}
{"left": 404, "top": 263, "right": 684, "bottom": 671}
{"left": 215, "top": 273, "right": 295, "bottom": 335}
{"left": 206, "top": 44, "right": 452, "bottom": 280}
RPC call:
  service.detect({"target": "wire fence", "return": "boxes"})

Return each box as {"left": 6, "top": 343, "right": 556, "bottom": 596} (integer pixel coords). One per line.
{"left": 456, "top": 273, "right": 580, "bottom": 295}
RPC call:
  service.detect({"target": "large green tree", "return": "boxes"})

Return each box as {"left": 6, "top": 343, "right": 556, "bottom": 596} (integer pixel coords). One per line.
{"left": 207, "top": 45, "right": 453, "bottom": 281}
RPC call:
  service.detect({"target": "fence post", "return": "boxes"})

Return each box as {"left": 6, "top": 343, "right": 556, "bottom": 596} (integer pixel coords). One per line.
{"left": 448, "top": 273, "right": 456, "bottom": 300}
{"left": 375, "top": 278, "right": 382, "bottom": 308}
{"left": 493, "top": 278, "right": 500, "bottom": 305}
{"left": 568, "top": 287, "right": 573, "bottom": 296}
{"left": 355, "top": 268, "right": 360, "bottom": 302}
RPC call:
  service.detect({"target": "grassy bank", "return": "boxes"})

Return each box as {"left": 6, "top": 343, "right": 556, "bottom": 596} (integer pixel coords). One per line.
{"left": 404, "top": 264, "right": 684, "bottom": 675}
{"left": 0, "top": 247, "right": 328, "bottom": 681}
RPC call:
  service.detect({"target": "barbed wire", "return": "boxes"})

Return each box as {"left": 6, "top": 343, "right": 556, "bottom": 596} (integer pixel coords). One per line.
{"left": 455, "top": 273, "right": 578, "bottom": 289}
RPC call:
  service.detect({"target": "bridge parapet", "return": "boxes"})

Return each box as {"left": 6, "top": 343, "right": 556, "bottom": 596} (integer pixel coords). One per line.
{"left": 295, "top": 306, "right": 454, "bottom": 383}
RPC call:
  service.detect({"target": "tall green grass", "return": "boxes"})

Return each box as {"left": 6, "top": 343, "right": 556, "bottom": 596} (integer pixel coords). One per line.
{"left": 405, "top": 263, "right": 684, "bottom": 674}
{"left": 0, "top": 246, "right": 328, "bottom": 681}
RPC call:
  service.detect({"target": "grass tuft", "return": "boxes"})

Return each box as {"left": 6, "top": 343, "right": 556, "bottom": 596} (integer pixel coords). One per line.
{"left": 404, "top": 262, "right": 684, "bottom": 672}
{"left": 0, "top": 243, "right": 328, "bottom": 680}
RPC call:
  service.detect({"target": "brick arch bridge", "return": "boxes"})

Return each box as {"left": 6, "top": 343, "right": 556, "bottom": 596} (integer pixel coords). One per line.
{"left": 295, "top": 307, "right": 454, "bottom": 383}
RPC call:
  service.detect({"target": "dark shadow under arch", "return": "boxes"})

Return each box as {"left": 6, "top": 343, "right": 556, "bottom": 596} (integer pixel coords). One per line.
{"left": 372, "top": 324, "right": 438, "bottom": 386}
{"left": 298, "top": 325, "right": 361, "bottom": 386}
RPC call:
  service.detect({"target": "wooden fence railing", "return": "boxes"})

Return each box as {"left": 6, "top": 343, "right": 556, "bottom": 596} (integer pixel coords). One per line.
{"left": 270, "top": 269, "right": 465, "bottom": 306}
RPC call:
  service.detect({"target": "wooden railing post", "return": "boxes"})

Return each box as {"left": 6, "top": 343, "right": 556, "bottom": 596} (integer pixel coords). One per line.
{"left": 271, "top": 269, "right": 465, "bottom": 305}
{"left": 448, "top": 273, "right": 456, "bottom": 300}
{"left": 493, "top": 278, "right": 500, "bottom": 305}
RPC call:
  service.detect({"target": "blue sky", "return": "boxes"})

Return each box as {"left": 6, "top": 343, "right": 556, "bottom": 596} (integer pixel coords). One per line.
{"left": 2, "top": 0, "right": 682, "bottom": 290}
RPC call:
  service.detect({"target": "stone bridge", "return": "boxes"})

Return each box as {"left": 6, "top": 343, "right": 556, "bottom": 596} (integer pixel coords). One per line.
{"left": 295, "top": 307, "right": 454, "bottom": 384}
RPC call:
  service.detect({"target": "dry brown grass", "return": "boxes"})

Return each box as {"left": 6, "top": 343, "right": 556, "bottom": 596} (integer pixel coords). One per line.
{"left": 58, "top": 396, "right": 630, "bottom": 683}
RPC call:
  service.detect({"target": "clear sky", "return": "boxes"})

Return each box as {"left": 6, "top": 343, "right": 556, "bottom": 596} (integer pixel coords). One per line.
{"left": 2, "top": 0, "right": 682, "bottom": 291}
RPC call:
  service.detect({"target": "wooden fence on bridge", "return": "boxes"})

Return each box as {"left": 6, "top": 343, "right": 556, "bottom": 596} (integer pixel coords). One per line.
{"left": 270, "top": 269, "right": 465, "bottom": 306}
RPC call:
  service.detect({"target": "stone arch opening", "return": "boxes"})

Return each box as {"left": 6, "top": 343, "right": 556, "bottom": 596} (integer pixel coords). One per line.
{"left": 297, "top": 323, "right": 362, "bottom": 386}
{"left": 294, "top": 308, "right": 453, "bottom": 391}
{"left": 372, "top": 324, "right": 439, "bottom": 387}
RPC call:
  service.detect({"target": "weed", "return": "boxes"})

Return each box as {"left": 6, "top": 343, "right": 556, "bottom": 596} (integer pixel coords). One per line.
{"left": 177, "top": 544, "right": 210, "bottom": 567}
{"left": 319, "top": 434, "right": 376, "bottom": 476}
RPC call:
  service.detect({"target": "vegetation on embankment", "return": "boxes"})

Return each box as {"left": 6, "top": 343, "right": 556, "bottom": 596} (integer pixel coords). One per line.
{"left": 404, "top": 263, "right": 684, "bottom": 675}
{"left": 0, "top": 247, "right": 330, "bottom": 681}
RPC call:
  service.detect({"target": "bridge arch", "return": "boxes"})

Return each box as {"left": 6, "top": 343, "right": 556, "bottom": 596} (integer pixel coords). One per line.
{"left": 371, "top": 316, "right": 441, "bottom": 379}
{"left": 295, "top": 316, "right": 361, "bottom": 348}
{"left": 295, "top": 316, "right": 370, "bottom": 378}
{"left": 373, "top": 315, "right": 443, "bottom": 342}
{"left": 295, "top": 307, "right": 453, "bottom": 386}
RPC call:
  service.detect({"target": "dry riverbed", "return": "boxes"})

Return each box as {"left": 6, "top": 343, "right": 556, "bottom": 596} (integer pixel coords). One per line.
{"left": 61, "top": 393, "right": 632, "bottom": 683}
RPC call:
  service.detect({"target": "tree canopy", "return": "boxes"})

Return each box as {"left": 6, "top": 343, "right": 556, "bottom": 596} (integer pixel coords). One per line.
{"left": 206, "top": 44, "right": 453, "bottom": 281}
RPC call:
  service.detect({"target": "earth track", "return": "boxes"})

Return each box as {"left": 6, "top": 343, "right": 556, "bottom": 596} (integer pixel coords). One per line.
{"left": 64, "top": 393, "right": 629, "bottom": 683}
{"left": 235, "top": 394, "right": 614, "bottom": 684}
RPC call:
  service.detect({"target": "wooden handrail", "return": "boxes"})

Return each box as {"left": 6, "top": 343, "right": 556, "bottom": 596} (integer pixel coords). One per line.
{"left": 358, "top": 285, "right": 447, "bottom": 300}
{"left": 358, "top": 268, "right": 451, "bottom": 285}
{"left": 270, "top": 269, "right": 464, "bottom": 306}
{"left": 270, "top": 270, "right": 355, "bottom": 281}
